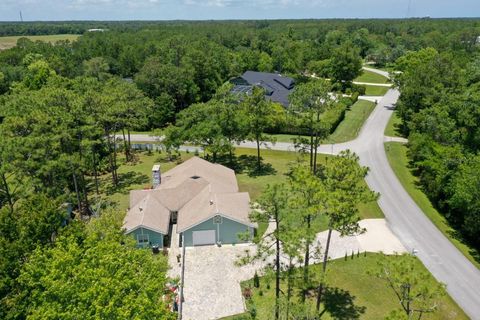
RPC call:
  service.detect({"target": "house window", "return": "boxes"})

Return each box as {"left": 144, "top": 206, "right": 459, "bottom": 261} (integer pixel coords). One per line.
{"left": 137, "top": 234, "right": 149, "bottom": 244}
{"left": 213, "top": 215, "right": 223, "bottom": 224}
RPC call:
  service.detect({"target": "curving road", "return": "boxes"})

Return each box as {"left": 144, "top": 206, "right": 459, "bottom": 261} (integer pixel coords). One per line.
{"left": 126, "top": 87, "right": 480, "bottom": 319}
{"left": 347, "top": 90, "right": 480, "bottom": 319}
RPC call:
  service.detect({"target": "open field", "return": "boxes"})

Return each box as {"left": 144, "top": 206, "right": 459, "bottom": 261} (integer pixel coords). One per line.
{"left": 0, "top": 34, "right": 80, "bottom": 50}
{"left": 222, "top": 253, "right": 467, "bottom": 320}
{"left": 384, "top": 110, "right": 403, "bottom": 137}
{"left": 385, "top": 142, "right": 480, "bottom": 269}
{"left": 355, "top": 69, "right": 389, "bottom": 84}
{"left": 363, "top": 85, "right": 389, "bottom": 96}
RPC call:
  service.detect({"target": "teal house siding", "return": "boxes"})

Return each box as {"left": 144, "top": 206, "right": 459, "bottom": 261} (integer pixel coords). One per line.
{"left": 218, "top": 217, "right": 254, "bottom": 245}
{"left": 183, "top": 215, "right": 254, "bottom": 247}
{"left": 128, "top": 227, "right": 164, "bottom": 248}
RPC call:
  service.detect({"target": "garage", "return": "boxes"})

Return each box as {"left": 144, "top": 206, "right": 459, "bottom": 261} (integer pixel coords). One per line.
{"left": 192, "top": 230, "right": 216, "bottom": 246}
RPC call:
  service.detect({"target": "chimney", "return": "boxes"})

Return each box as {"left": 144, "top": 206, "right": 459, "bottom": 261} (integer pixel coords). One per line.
{"left": 152, "top": 164, "right": 161, "bottom": 188}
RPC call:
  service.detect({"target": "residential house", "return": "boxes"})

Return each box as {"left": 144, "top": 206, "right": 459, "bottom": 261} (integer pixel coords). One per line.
{"left": 231, "top": 71, "right": 295, "bottom": 107}
{"left": 123, "top": 157, "right": 255, "bottom": 247}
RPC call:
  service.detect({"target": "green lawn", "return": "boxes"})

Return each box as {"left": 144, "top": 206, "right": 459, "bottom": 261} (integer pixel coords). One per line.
{"left": 267, "top": 133, "right": 308, "bottom": 143}
{"left": 98, "top": 151, "right": 195, "bottom": 212}
{"left": 226, "top": 253, "right": 466, "bottom": 320}
{"left": 364, "top": 85, "right": 389, "bottom": 96}
{"left": 327, "top": 100, "right": 376, "bottom": 143}
{"left": 100, "top": 146, "right": 383, "bottom": 232}
{"left": 269, "top": 100, "right": 376, "bottom": 144}
{"left": 385, "top": 142, "right": 480, "bottom": 269}
{"left": 384, "top": 110, "right": 403, "bottom": 137}
{"left": 0, "top": 34, "right": 80, "bottom": 50}
{"left": 354, "top": 70, "right": 390, "bottom": 84}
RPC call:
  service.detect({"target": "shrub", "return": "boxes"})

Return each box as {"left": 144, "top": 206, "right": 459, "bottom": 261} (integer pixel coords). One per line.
{"left": 243, "top": 287, "right": 252, "bottom": 300}
{"left": 253, "top": 271, "right": 260, "bottom": 288}
{"left": 351, "top": 83, "right": 366, "bottom": 95}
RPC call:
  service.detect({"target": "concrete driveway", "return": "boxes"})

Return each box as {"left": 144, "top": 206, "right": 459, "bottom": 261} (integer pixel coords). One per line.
{"left": 168, "top": 219, "right": 405, "bottom": 320}
{"left": 171, "top": 244, "right": 261, "bottom": 320}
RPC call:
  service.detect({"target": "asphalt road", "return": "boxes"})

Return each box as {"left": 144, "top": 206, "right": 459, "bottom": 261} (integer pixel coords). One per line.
{"left": 126, "top": 87, "right": 480, "bottom": 318}
{"left": 350, "top": 90, "right": 480, "bottom": 319}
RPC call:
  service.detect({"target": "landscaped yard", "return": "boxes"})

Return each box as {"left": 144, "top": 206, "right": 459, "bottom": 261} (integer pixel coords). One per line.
{"left": 0, "top": 34, "right": 80, "bottom": 50}
{"left": 100, "top": 146, "right": 384, "bottom": 238}
{"left": 223, "top": 253, "right": 467, "bottom": 320}
{"left": 363, "top": 85, "right": 389, "bottom": 96}
{"left": 354, "top": 69, "right": 389, "bottom": 84}
{"left": 384, "top": 110, "right": 403, "bottom": 137}
{"left": 385, "top": 142, "right": 480, "bottom": 269}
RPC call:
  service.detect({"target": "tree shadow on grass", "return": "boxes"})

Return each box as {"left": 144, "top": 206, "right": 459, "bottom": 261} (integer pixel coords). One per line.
{"left": 217, "top": 154, "right": 276, "bottom": 177}
{"left": 319, "top": 287, "right": 366, "bottom": 319}
{"left": 104, "top": 171, "right": 149, "bottom": 195}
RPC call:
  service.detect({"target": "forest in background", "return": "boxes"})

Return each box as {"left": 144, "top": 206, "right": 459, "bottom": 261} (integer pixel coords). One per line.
{"left": 0, "top": 19, "right": 479, "bottom": 319}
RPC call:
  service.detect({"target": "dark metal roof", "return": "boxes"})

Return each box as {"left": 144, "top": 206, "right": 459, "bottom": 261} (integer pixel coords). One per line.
{"left": 231, "top": 71, "right": 295, "bottom": 107}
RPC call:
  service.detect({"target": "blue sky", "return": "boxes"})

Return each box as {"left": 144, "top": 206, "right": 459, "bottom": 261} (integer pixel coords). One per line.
{"left": 0, "top": 0, "right": 478, "bottom": 21}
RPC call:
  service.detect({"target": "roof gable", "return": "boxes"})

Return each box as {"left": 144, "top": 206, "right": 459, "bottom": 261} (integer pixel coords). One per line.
{"left": 124, "top": 157, "right": 252, "bottom": 236}
{"left": 234, "top": 71, "right": 295, "bottom": 107}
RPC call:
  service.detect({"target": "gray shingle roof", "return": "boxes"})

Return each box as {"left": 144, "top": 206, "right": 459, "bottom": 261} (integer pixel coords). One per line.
{"left": 232, "top": 71, "right": 295, "bottom": 107}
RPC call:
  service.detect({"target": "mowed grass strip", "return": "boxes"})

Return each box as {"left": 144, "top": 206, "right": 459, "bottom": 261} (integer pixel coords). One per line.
{"left": 385, "top": 142, "right": 480, "bottom": 269}
{"left": 355, "top": 69, "right": 390, "bottom": 84}
{"left": 364, "top": 85, "right": 389, "bottom": 96}
{"left": 233, "top": 253, "right": 467, "bottom": 320}
{"left": 327, "top": 100, "right": 376, "bottom": 143}
{"left": 384, "top": 110, "right": 403, "bottom": 137}
{"left": 0, "top": 34, "right": 80, "bottom": 50}
{"left": 269, "top": 100, "right": 376, "bottom": 144}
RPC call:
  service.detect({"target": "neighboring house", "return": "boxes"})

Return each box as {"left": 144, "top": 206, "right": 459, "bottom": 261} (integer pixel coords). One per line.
{"left": 123, "top": 157, "right": 255, "bottom": 248}
{"left": 231, "top": 71, "right": 295, "bottom": 107}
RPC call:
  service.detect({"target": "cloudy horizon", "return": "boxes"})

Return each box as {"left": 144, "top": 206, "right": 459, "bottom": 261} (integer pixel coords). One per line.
{"left": 0, "top": 0, "right": 478, "bottom": 21}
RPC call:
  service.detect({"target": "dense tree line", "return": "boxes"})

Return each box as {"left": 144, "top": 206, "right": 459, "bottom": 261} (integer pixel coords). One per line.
{"left": 395, "top": 47, "right": 480, "bottom": 250}
{"left": 0, "top": 56, "right": 174, "bottom": 318}
{"left": 1, "top": 19, "right": 479, "bottom": 126}
{"left": 0, "top": 19, "right": 478, "bottom": 318}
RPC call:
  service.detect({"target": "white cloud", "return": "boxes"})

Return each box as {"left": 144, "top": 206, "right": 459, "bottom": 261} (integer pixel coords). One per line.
{"left": 182, "top": 0, "right": 327, "bottom": 8}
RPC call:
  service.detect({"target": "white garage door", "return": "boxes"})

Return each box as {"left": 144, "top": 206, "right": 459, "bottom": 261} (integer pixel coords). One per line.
{"left": 192, "top": 230, "right": 216, "bottom": 246}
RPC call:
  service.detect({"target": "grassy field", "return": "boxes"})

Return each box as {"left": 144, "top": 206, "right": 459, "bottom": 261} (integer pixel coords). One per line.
{"left": 0, "top": 34, "right": 80, "bottom": 50}
{"left": 223, "top": 253, "right": 467, "bottom": 320}
{"left": 384, "top": 110, "right": 403, "bottom": 137}
{"left": 385, "top": 142, "right": 480, "bottom": 269}
{"left": 364, "top": 85, "right": 389, "bottom": 96}
{"left": 355, "top": 70, "right": 390, "bottom": 84}
{"left": 328, "top": 100, "right": 375, "bottom": 143}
